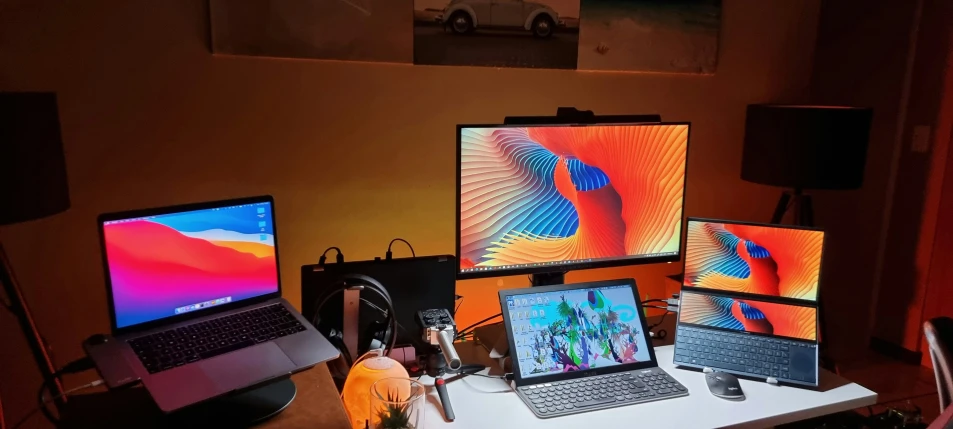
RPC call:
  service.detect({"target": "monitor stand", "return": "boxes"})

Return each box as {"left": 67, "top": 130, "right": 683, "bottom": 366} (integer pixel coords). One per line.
{"left": 473, "top": 270, "right": 567, "bottom": 363}
{"left": 531, "top": 271, "right": 565, "bottom": 286}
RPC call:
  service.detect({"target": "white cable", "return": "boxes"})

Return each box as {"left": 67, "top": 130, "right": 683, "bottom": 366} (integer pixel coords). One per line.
{"left": 12, "top": 380, "right": 103, "bottom": 429}
{"left": 47, "top": 380, "right": 104, "bottom": 401}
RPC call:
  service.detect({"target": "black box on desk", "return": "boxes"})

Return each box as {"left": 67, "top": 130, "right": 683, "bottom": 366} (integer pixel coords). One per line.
{"left": 301, "top": 255, "right": 457, "bottom": 349}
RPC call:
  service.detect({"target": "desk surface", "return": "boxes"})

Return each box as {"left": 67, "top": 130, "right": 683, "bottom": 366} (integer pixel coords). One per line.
{"left": 420, "top": 344, "right": 876, "bottom": 429}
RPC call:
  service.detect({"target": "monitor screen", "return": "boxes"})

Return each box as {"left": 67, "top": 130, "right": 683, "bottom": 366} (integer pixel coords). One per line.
{"left": 102, "top": 201, "right": 279, "bottom": 329}
{"left": 678, "top": 290, "right": 817, "bottom": 341}
{"left": 683, "top": 220, "right": 824, "bottom": 302}
{"left": 504, "top": 284, "right": 651, "bottom": 379}
{"left": 458, "top": 123, "right": 689, "bottom": 277}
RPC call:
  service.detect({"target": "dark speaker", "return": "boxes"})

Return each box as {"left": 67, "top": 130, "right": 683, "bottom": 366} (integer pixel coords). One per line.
{"left": 742, "top": 105, "right": 873, "bottom": 190}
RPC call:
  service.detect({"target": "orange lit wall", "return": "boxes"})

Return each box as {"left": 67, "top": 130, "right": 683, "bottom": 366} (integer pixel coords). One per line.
{"left": 0, "top": 0, "right": 827, "bottom": 424}
{"left": 870, "top": 0, "right": 953, "bottom": 359}
{"left": 806, "top": 0, "right": 926, "bottom": 362}
{"left": 917, "top": 8, "right": 953, "bottom": 366}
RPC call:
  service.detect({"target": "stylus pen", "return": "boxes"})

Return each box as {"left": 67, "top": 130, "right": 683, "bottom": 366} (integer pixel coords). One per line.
{"left": 435, "top": 378, "right": 455, "bottom": 421}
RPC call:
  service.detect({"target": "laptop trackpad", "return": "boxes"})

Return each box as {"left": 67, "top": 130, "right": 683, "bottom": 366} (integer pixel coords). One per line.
{"left": 199, "top": 342, "right": 295, "bottom": 393}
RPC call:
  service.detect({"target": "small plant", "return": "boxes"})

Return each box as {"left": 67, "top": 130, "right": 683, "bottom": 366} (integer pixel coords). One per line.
{"left": 375, "top": 390, "right": 414, "bottom": 429}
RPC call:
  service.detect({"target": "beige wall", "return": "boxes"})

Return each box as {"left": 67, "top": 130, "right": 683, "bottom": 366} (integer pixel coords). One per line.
{"left": 0, "top": 0, "right": 822, "bottom": 424}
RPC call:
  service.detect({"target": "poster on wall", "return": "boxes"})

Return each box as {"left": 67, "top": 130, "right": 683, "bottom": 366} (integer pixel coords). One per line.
{"left": 577, "top": 0, "right": 721, "bottom": 74}
{"left": 209, "top": 0, "right": 413, "bottom": 63}
{"left": 413, "top": 0, "right": 581, "bottom": 69}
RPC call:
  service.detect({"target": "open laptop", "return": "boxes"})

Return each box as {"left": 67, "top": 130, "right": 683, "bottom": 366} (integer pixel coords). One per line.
{"left": 95, "top": 195, "right": 339, "bottom": 412}
{"left": 674, "top": 218, "right": 825, "bottom": 387}
{"left": 499, "top": 279, "right": 688, "bottom": 419}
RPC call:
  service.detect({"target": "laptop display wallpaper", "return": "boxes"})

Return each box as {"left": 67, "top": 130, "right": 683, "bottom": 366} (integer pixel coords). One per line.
{"left": 459, "top": 124, "right": 688, "bottom": 272}
{"left": 683, "top": 221, "right": 823, "bottom": 302}
{"left": 103, "top": 203, "right": 278, "bottom": 328}
{"left": 678, "top": 291, "right": 817, "bottom": 341}
{"left": 506, "top": 285, "right": 650, "bottom": 378}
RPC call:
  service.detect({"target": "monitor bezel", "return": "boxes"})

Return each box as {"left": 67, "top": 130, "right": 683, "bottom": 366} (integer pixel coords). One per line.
{"left": 456, "top": 122, "right": 691, "bottom": 280}
{"left": 98, "top": 195, "right": 282, "bottom": 335}
{"left": 681, "top": 217, "right": 826, "bottom": 305}
{"left": 499, "top": 279, "right": 659, "bottom": 386}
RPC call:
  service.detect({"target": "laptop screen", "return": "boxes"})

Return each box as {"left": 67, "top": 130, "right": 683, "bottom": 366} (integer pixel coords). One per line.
{"left": 683, "top": 220, "right": 824, "bottom": 302}
{"left": 102, "top": 201, "right": 279, "bottom": 329}
{"left": 503, "top": 283, "right": 651, "bottom": 379}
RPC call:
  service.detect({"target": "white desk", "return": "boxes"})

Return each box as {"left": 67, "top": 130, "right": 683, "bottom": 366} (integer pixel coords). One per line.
{"left": 420, "top": 345, "right": 876, "bottom": 429}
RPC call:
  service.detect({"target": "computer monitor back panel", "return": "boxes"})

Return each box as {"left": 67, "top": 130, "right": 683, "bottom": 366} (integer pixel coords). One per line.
{"left": 457, "top": 123, "right": 690, "bottom": 279}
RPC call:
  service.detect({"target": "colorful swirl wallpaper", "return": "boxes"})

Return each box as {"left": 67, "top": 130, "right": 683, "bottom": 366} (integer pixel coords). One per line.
{"left": 459, "top": 125, "right": 689, "bottom": 270}
{"left": 506, "top": 285, "right": 649, "bottom": 378}
{"left": 683, "top": 221, "right": 823, "bottom": 301}
{"left": 104, "top": 204, "right": 279, "bottom": 328}
{"left": 678, "top": 292, "right": 817, "bottom": 341}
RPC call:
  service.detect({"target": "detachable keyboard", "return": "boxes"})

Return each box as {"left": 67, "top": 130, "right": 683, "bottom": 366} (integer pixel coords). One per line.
{"left": 515, "top": 367, "right": 688, "bottom": 418}
{"left": 673, "top": 325, "right": 818, "bottom": 386}
{"left": 128, "top": 303, "right": 306, "bottom": 374}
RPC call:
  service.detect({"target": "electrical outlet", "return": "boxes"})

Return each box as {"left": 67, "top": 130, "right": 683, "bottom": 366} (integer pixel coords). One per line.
{"left": 911, "top": 125, "right": 932, "bottom": 153}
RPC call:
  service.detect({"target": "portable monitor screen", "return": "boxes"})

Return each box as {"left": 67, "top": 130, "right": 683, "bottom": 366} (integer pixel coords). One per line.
{"left": 683, "top": 220, "right": 824, "bottom": 302}
{"left": 102, "top": 201, "right": 279, "bottom": 329}
{"left": 504, "top": 283, "right": 651, "bottom": 379}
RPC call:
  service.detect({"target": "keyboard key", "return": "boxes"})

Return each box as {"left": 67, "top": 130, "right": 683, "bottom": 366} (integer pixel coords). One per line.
{"left": 576, "top": 397, "right": 617, "bottom": 408}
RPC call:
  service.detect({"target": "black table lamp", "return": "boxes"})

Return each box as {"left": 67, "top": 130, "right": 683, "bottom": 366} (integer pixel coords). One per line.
{"left": 742, "top": 104, "right": 873, "bottom": 226}
{"left": 0, "top": 92, "right": 71, "bottom": 406}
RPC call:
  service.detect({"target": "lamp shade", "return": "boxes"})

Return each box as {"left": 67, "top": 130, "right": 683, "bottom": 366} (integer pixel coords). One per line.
{"left": 0, "top": 92, "right": 70, "bottom": 225}
{"left": 741, "top": 104, "right": 873, "bottom": 190}
{"left": 341, "top": 356, "right": 410, "bottom": 429}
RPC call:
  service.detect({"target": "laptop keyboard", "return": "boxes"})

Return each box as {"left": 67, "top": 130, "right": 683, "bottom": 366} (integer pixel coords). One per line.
{"left": 128, "top": 303, "right": 306, "bottom": 374}
{"left": 516, "top": 368, "right": 688, "bottom": 418}
{"left": 673, "top": 326, "right": 818, "bottom": 384}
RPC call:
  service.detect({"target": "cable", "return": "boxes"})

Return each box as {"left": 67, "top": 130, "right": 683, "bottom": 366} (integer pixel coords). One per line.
{"left": 648, "top": 311, "right": 671, "bottom": 341}
{"left": 455, "top": 313, "right": 502, "bottom": 340}
{"left": 454, "top": 295, "right": 464, "bottom": 316}
{"left": 641, "top": 299, "right": 668, "bottom": 305}
{"left": 13, "top": 379, "right": 103, "bottom": 429}
{"left": 26, "top": 356, "right": 94, "bottom": 427}
{"left": 643, "top": 305, "right": 668, "bottom": 311}
{"left": 386, "top": 238, "right": 415, "bottom": 260}
{"left": 359, "top": 297, "right": 419, "bottom": 347}
{"left": 318, "top": 247, "right": 344, "bottom": 265}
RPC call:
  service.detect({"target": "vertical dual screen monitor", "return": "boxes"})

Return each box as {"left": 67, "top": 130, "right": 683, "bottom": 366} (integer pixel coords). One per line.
{"left": 456, "top": 123, "right": 691, "bottom": 279}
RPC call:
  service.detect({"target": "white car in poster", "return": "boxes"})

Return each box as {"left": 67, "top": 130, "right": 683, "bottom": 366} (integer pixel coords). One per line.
{"left": 439, "top": 0, "right": 560, "bottom": 38}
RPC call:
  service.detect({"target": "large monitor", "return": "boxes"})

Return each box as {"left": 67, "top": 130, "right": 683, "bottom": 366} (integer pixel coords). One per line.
{"left": 456, "top": 123, "right": 690, "bottom": 284}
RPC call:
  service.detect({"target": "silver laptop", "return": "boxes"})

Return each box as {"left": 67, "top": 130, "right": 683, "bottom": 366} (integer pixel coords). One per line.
{"left": 93, "top": 195, "right": 339, "bottom": 413}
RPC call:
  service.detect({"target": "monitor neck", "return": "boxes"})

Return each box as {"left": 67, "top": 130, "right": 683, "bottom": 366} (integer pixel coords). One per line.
{"left": 531, "top": 271, "right": 565, "bottom": 287}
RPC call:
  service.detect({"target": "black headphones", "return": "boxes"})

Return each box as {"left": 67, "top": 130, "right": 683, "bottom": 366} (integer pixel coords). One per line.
{"left": 311, "top": 273, "right": 398, "bottom": 370}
